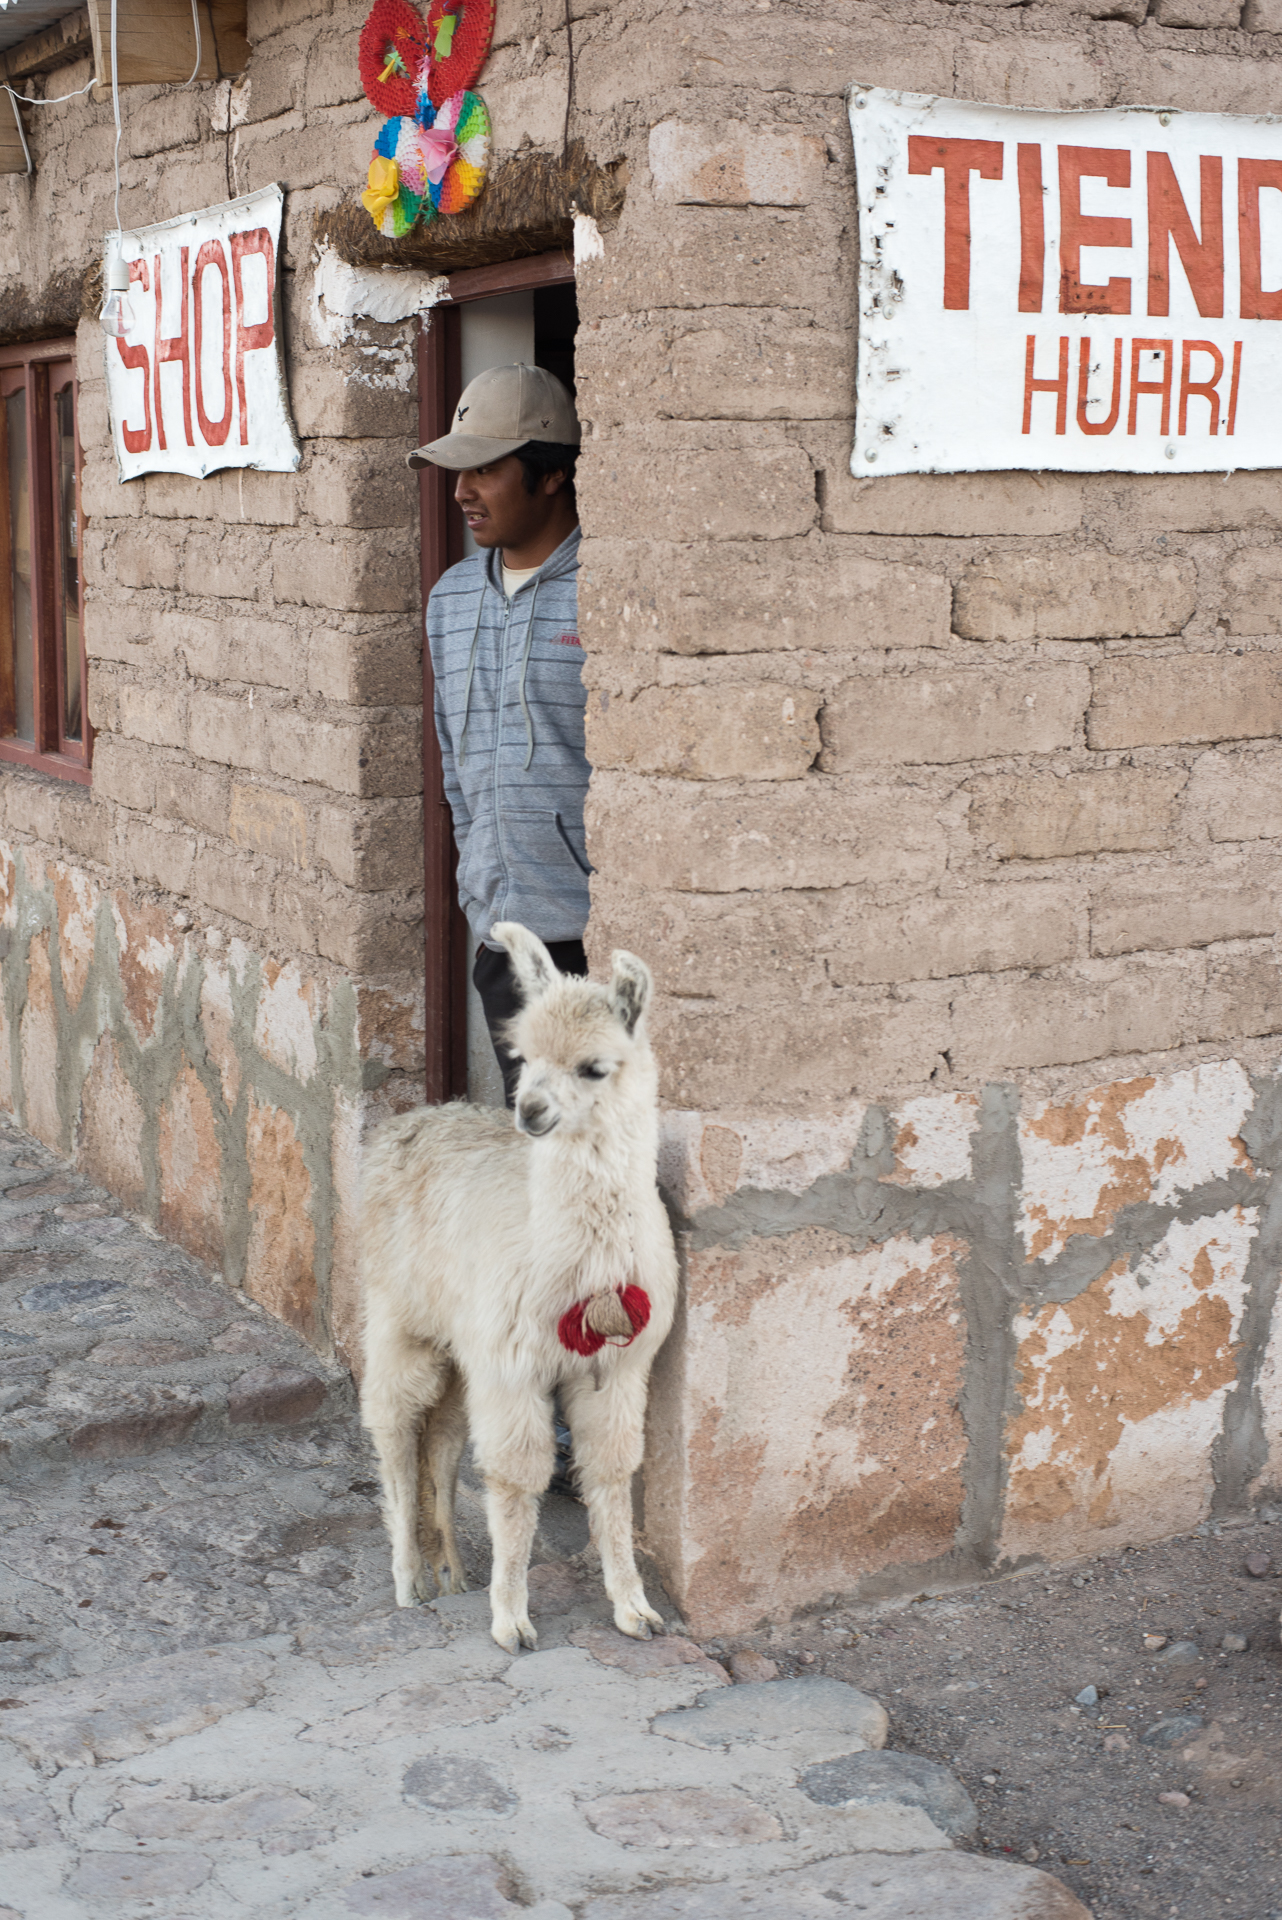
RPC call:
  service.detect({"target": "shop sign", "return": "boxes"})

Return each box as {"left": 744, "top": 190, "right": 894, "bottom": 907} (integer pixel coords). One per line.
{"left": 105, "top": 184, "right": 300, "bottom": 481}
{"left": 849, "top": 86, "right": 1282, "bottom": 475}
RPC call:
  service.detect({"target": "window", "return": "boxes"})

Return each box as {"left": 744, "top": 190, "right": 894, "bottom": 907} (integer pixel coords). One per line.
{"left": 0, "top": 339, "right": 89, "bottom": 782}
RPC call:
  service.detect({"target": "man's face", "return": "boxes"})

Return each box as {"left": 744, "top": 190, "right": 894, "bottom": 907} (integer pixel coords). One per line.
{"left": 453, "top": 455, "right": 563, "bottom": 552}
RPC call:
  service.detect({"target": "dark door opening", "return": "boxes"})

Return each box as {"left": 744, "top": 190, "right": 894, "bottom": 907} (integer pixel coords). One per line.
{"left": 417, "top": 254, "right": 579, "bottom": 1104}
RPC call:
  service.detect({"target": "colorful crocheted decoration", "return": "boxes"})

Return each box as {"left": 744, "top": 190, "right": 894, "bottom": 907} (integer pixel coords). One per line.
{"left": 359, "top": 0, "right": 428, "bottom": 118}
{"left": 358, "top": 0, "right": 493, "bottom": 233}
{"left": 364, "top": 91, "right": 490, "bottom": 236}
{"left": 558, "top": 1286, "right": 652, "bottom": 1359}
{"left": 424, "top": 0, "right": 494, "bottom": 107}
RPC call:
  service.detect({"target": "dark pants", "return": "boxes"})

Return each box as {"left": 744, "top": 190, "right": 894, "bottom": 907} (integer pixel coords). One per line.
{"left": 472, "top": 939, "right": 588, "bottom": 1108}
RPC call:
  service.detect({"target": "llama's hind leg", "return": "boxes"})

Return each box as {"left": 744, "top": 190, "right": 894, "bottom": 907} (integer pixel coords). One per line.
{"left": 421, "top": 1364, "right": 469, "bottom": 1595}
{"left": 361, "top": 1332, "right": 451, "bottom": 1608}
{"left": 563, "top": 1369, "right": 665, "bottom": 1641}
{"left": 468, "top": 1378, "right": 556, "bottom": 1653}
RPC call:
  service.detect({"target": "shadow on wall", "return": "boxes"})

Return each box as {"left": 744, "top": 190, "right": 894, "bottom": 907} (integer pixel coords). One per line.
{"left": 0, "top": 842, "right": 422, "bottom": 1366}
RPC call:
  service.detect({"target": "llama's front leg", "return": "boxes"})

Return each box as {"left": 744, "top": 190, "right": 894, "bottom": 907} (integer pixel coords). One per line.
{"left": 484, "top": 1479, "right": 541, "bottom": 1652}
{"left": 422, "top": 1365, "right": 469, "bottom": 1595}
{"left": 562, "top": 1370, "right": 665, "bottom": 1640}
{"left": 361, "top": 1334, "right": 450, "bottom": 1608}
{"left": 469, "top": 1379, "right": 555, "bottom": 1653}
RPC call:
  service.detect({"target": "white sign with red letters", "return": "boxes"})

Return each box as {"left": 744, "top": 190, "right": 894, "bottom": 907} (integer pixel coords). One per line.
{"left": 849, "top": 86, "right": 1282, "bottom": 474}
{"left": 105, "top": 185, "right": 300, "bottom": 482}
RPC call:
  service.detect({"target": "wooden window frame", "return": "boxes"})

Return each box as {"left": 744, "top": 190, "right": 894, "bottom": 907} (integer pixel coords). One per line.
{"left": 416, "top": 249, "right": 576, "bottom": 1102}
{"left": 0, "top": 336, "right": 90, "bottom": 785}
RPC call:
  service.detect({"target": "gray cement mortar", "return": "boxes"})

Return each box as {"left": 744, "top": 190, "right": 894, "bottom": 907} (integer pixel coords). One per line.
{"left": 0, "top": 1116, "right": 1093, "bottom": 1919}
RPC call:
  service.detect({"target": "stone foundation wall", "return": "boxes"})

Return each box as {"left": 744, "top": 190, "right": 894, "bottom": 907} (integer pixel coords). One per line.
{"left": 0, "top": 839, "right": 422, "bottom": 1366}
{"left": 645, "top": 1066, "right": 1282, "bottom": 1635}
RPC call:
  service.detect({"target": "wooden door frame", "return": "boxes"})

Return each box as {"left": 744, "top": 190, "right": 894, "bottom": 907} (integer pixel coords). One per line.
{"left": 417, "top": 248, "right": 576, "bottom": 1103}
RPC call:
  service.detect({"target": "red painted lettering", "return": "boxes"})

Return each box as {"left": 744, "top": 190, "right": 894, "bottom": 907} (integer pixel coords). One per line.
{"left": 1238, "top": 158, "right": 1282, "bottom": 320}
{"left": 1228, "top": 341, "right": 1243, "bottom": 433}
{"left": 907, "top": 135, "right": 1003, "bottom": 311}
{"left": 153, "top": 247, "right": 193, "bottom": 451}
{"left": 116, "top": 258, "right": 151, "bottom": 454}
{"left": 230, "top": 227, "right": 276, "bottom": 445}
{"left": 1127, "top": 338, "right": 1173, "bottom": 435}
{"left": 1178, "top": 339, "right": 1224, "bottom": 435}
{"left": 192, "top": 239, "right": 233, "bottom": 448}
{"left": 1076, "top": 336, "right": 1122, "bottom": 436}
{"left": 1059, "top": 147, "right": 1132, "bottom": 316}
{"left": 1147, "top": 153, "right": 1223, "bottom": 318}
{"left": 1018, "top": 143, "right": 1045, "bottom": 314}
{"left": 1022, "top": 334, "right": 1069, "bottom": 435}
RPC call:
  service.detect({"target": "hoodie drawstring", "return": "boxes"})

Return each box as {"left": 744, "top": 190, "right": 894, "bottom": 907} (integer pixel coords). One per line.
{"left": 516, "top": 574, "right": 544, "bottom": 770}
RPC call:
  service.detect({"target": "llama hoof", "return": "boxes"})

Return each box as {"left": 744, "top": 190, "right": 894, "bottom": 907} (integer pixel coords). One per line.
{"left": 393, "top": 1566, "right": 428, "bottom": 1608}
{"left": 491, "top": 1615, "right": 539, "bottom": 1654}
{"left": 614, "top": 1598, "right": 665, "bottom": 1640}
{"left": 432, "top": 1563, "right": 469, "bottom": 1596}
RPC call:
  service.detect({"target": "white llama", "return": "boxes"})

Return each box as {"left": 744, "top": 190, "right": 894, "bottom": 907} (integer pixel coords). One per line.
{"left": 359, "top": 922, "right": 679, "bottom": 1653}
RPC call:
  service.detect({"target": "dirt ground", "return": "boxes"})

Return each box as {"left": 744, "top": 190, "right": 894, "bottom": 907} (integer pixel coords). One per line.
{"left": 704, "top": 1514, "right": 1282, "bottom": 1920}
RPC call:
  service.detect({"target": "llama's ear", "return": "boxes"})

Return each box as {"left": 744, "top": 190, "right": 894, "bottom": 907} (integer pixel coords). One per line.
{"left": 609, "top": 951, "right": 651, "bottom": 1035}
{"left": 491, "top": 922, "right": 557, "bottom": 1001}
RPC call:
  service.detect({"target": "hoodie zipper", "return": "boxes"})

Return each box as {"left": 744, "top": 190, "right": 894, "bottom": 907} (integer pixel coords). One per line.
{"left": 492, "top": 577, "right": 514, "bottom": 922}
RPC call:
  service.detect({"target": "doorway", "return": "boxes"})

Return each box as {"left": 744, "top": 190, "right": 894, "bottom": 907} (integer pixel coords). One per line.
{"left": 416, "top": 255, "right": 579, "bottom": 1106}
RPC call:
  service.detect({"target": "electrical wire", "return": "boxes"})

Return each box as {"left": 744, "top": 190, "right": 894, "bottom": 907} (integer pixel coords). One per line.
{"left": 110, "top": 0, "right": 201, "bottom": 239}
{"left": 110, "top": 0, "right": 121, "bottom": 241}
{"left": 6, "top": 76, "right": 94, "bottom": 105}
{"left": 2, "top": 62, "right": 99, "bottom": 177}
{"left": 2, "top": 0, "right": 204, "bottom": 196}
{"left": 184, "top": 0, "right": 202, "bottom": 86}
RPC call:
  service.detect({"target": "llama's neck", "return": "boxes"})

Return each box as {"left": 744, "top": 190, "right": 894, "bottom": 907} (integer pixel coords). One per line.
{"left": 526, "top": 1077, "right": 659, "bottom": 1293}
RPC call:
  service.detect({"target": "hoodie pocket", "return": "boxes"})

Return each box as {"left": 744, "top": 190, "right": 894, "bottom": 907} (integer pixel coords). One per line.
{"left": 555, "top": 812, "right": 591, "bottom": 875}
{"left": 503, "top": 809, "right": 593, "bottom": 884}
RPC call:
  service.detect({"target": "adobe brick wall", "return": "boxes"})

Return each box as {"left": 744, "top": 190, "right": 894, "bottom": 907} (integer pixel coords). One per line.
{"left": 0, "top": 0, "right": 1280, "bottom": 1631}
{"left": 0, "top": 1, "right": 440, "bottom": 1366}
{"left": 564, "top": 0, "right": 1282, "bottom": 1627}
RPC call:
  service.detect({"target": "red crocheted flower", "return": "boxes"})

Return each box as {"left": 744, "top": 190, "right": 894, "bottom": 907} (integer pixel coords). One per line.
{"left": 359, "top": 0, "right": 429, "bottom": 116}
{"left": 558, "top": 1286, "right": 652, "bottom": 1358}
{"left": 425, "top": 0, "right": 494, "bottom": 108}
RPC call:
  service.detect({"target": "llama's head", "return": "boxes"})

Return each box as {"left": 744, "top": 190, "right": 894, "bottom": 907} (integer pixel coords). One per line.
{"left": 490, "top": 922, "right": 654, "bottom": 1139}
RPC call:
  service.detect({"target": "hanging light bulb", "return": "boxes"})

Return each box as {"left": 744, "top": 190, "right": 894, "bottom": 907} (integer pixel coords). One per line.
{"left": 99, "top": 250, "right": 133, "bottom": 339}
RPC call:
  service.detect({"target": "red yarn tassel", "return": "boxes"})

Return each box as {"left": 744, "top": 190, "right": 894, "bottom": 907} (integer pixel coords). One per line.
{"left": 557, "top": 1300, "right": 603, "bottom": 1357}
{"left": 619, "top": 1285, "right": 651, "bottom": 1336}
{"left": 557, "top": 1286, "right": 652, "bottom": 1356}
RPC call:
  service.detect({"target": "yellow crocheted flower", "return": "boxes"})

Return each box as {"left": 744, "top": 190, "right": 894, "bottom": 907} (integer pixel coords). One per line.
{"left": 361, "top": 153, "right": 400, "bottom": 222}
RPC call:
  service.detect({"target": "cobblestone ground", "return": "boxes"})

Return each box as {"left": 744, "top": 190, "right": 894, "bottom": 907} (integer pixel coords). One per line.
{"left": 0, "top": 1114, "right": 1094, "bottom": 1919}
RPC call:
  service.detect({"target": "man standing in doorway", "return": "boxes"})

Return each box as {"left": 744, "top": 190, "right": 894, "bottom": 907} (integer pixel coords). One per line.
{"left": 408, "top": 362, "right": 587, "bottom": 1105}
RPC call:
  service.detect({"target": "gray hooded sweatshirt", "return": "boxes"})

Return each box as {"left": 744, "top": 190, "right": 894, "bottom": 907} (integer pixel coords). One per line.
{"left": 427, "top": 527, "right": 590, "bottom": 949}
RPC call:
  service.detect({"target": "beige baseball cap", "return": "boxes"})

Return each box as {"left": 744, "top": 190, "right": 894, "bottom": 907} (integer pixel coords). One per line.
{"left": 407, "top": 363, "right": 580, "bottom": 470}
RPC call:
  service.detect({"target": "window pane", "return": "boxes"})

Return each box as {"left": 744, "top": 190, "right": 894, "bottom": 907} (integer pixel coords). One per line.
{"left": 54, "top": 384, "right": 80, "bottom": 743}
{"left": 6, "top": 388, "right": 33, "bottom": 742}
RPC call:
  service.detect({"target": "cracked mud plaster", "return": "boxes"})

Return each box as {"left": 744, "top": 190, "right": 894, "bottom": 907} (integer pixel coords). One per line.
{"left": 0, "top": 844, "right": 409, "bottom": 1363}
{"left": 1018, "top": 1063, "right": 1255, "bottom": 1262}
{"left": 651, "top": 1227, "right": 968, "bottom": 1635}
{"left": 1001, "top": 1209, "right": 1256, "bottom": 1563}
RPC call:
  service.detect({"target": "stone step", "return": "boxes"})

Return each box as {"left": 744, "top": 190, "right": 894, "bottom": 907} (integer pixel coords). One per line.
{"left": 0, "top": 1120, "right": 350, "bottom": 1477}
